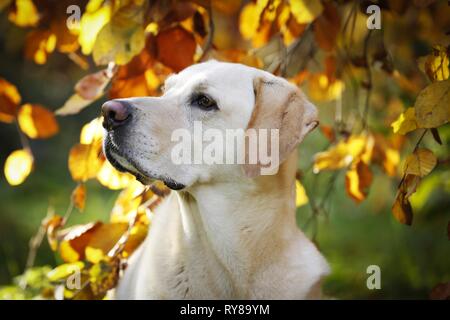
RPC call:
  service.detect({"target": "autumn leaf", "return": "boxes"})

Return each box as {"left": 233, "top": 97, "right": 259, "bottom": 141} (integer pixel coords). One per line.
{"left": 391, "top": 107, "right": 418, "bottom": 135}
{"left": 18, "top": 104, "right": 59, "bottom": 139}
{"left": 97, "top": 160, "right": 135, "bottom": 190}
{"left": 313, "top": 2, "right": 340, "bottom": 51}
{"left": 308, "top": 73, "right": 344, "bottom": 102}
{"left": 295, "top": 180, "right": 308, "bottom": 207}
{"left": 156, "top": 26, "right": 196, "bottom": 72}
{"left": 88, "top": 256, "right": 120, "bottom": 296}
{"left": 289, "top": 0, "right": 323, "bottom": 24}
{"left": 403, "top": 148, "right": 437, "bottom": 178}
{"left": 93, "top": 3, "right": 145, "bottom": 66}
{"left": 44, "top": 215, "right": 64, "bottom": 251}
{"left": 4, "top": 149, "right": 33, "bottom": 186}
{"left": 8, "top": 0, "right": 39, "bottom": 27}
{"left": 420, "top": 45, "right": 450, "bottom": 82}
{"left": 78, "top": 0, "right": 112, "bottom": 55}
{"left": 313, "top": 134, "right": 373, "bottom": 173}
{"left": 47, "top": 262, "right": 84, "bottom": 282}
{"left": 392, "top": 189, "right": 413, "bottom": 225}
{"left": 72, "top": 184, "right": 86, "bottom": 212}
{"left": 80, "top": 117, "right": 104, "bottom": 144}
{"left": 414, "top": 79, "right": 450, "bottom": 128}
{"left": 75, "top": 69, "right": 112, "bottom": 101}
{"left": 68, "top": 142, "right": 104, "bottom": 182}
{"left": 345, "top": 160, "right": 373, "bottom": 203}
{"left": 24, "top": 30, "right": 56, "bottom": 65}
{"left": 0, "top": 77, "right": 21, "bottom": 123}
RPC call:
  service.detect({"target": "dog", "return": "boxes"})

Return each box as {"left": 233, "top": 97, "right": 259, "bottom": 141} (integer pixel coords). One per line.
{"left": 102, "top": 60, "right": 330, "bottom": 299}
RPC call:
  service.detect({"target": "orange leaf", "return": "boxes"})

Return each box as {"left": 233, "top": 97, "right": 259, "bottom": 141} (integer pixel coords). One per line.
{"left": 72, "top": 184, "right": 87, "bottom": 212}
{"left": 68, "top": 142, "right": 104, "bottom": 182}
{"left": 345, "top": 160, "right": 373, "bottom": 203}
{"left": 156, "top": 26, "right": 196, "bottom": 72}
{"left": 0, "top": 78, "right": 21, "bottom": 123}
{"left": 18, "top": 104, "right": 59, "bottom": 139}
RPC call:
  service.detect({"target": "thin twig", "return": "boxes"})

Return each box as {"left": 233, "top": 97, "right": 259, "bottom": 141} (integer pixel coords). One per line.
{"left": 362, "top": 29, "right": 374, "bottom": 130}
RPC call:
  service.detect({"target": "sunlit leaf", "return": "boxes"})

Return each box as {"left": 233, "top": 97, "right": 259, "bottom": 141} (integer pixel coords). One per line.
{"left": 313, "top": 134, "right": 373, "bottom": 173}
{"left": 18, "top": 104, "right": 59, "bottom": 139}
{"left": 421, "top": 45, "right": 450, "bottom": 82}
{"left": 93, "top": 4, "right": 145, "bottom": 65}
{"left": 289, "top": 0, "right": 323, "bottom": 24}
{"left": 80, "top": 117, "right": 104, "bottom": 145}
{"left": 8, "top": 0, "right": 39, "bottom": 27}
{"left": 4, "top": 149, "right": 33, "bottom": 186}
{"left": 295, "top": 180, "right": 308, "bottom": 207}
{"left": 345, "top": 160, "right": 373, "bottom": 203}
{"left": 97, "top": 160, "right": 135, "bottom": 190}
{"left": 85, "top": 246, "right": 104, "bottom": 264}
{"left": 24, "top": 30, "right": 56, "bottom": 65}
{"left": 308, "top": 73, "right": 344, "bottom": 102}
{"left": 0, "top": 77, "right": 21, "bottom": 123}
{"left": 414, "top": 79, "right": 450, "bottom": 128}
{"left": 47, "top": 262, "right": 84, "bottom": 282}
{"left": 403, "top": 148, "right": 437, "bottom": 178}
{"left": 78, "top": 0, "right": 112, "bottom": 55}
{"left": 391, "top": 107, "right": 418, "bottom": 135}
{"left": 68, "top": 142, "right": 104, "bottom": 182}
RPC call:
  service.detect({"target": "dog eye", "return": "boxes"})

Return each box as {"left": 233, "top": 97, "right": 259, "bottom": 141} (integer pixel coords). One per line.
{"left": 192, "top": 94, "right": 218, "bottom": 111}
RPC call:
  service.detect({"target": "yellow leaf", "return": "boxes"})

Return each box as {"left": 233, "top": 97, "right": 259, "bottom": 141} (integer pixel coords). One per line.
{"left": 97, "top": 160, "right": 135, "bottom": 190}
{"left": 345, "top": 160, "right": 373, "bottom": 203}
{"left": 18, "top": 104, "right": 59, "bottom": 139}
{"left": 0, "top": 77, "right": 21, "bottom": 123}
{"left": 239, "top": 2, "right": 263, "bottom": 40}
{"left": 92, "top": 4, "right": 145, "bottom": 65}
{"left": 4, "top": 149, "right": 33, "bottom": 186}
{"left": 80, "top": 117, "right": 104, "bottom": 145}
{"left": 391, "top": 107, "right": 418, "bottom": 135}
{"left": 68, "top": 142, "right": 104, "bottom": 182}
{"left": 8, "top": 0, "right": 39, "bottom": 27}
{"left": 295, "top": 180, "right": 308, "bottom": 207}
{"left": 47, "top": 262, "right": 84, "bottom": 282}
{"left": 308, "top": 73, "right": 344, "bottom": 102}
{"left": 110, "top": 181, "right": 147, "bottom": 223}
{"left": 313, "top": 134, "right": 372, "bottom": 173}
{"left": 88, "top": 257, "right": 120, "bottom": 296}
{"left": 403, "top": 148, "right": 437, "bottom": 178}
{"left": 59, "top": 241, "right": 81, "bottom": 263}
{"left": 44, "top": 215, "right": 64, "bottom": 251}
{"left": 85, "top": 246, "right": 105, "bottom": 264}
{"left": 414, "top": 79, "right": 450, "bottom": 128}
{"left": 72, "top": 183, "right": 86, "bottom": 212}
{"left": 78, "top": 1, "right": 112, "bottom": 55}
{"left": 289, "top": 0, "right": 323, "bottom": 24}
{"left": 423, "top": 45, "right": 450, "bottom": 82}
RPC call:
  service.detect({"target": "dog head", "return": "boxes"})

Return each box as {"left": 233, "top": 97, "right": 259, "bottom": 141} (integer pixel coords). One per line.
{"left": 102, "top": 60, "right": 318, "bottom": 190}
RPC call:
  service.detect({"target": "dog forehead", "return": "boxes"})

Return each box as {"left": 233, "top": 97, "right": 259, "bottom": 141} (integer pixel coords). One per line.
{"left": 168, "top": 61, "right": 263, "bottom": 92}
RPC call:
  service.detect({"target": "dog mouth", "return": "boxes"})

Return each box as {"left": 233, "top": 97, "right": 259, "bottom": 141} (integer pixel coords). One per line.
{"left": 103, "top": 134, "right": 186, "bottom": 190}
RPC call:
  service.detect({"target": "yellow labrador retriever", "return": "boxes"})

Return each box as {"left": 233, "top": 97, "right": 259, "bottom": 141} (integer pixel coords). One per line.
{"left": 102, "top": 60, "right": 330, "bottom": 299}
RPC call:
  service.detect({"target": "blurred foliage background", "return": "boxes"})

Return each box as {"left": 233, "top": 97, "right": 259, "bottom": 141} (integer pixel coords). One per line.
{"left": 0, "top": 0, "right": 449, "bottom": 299}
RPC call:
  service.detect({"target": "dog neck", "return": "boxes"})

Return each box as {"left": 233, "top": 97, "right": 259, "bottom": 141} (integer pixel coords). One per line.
{"left": 175, "top": 152, "right": 300, "bottom": 296}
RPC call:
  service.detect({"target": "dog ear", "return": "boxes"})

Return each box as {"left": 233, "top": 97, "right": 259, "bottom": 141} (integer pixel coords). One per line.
{"left": 242, "top": 76, "right": 319, "bottom": 178}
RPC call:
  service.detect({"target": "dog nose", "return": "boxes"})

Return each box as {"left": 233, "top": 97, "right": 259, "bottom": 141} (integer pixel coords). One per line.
{"left": 102, "top": 100, "right": 131, "bottom": 130}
